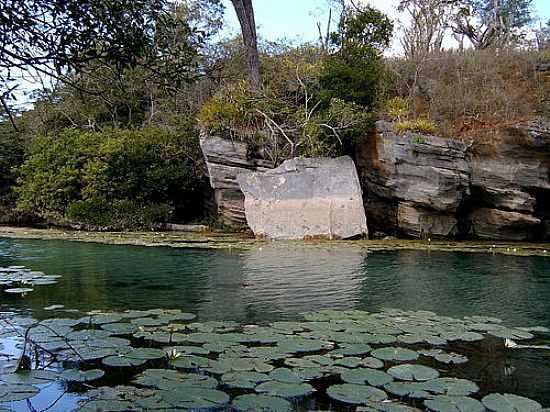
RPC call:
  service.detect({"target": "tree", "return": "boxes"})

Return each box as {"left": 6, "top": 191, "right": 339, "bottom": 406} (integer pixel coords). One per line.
{"left": 451, "top": 0, "right": 534, "bottom": 49}
{"left": 536, "top": 19, "right": 550, "bottom": 50}
{"left": 230, "top": 0, "right": 261, "bottom": 90}
{"left": 0, "top": 0, "right": 208, "bottom": 129}
{"left": 399, "top": 0, "right": 453, "bottom": 58}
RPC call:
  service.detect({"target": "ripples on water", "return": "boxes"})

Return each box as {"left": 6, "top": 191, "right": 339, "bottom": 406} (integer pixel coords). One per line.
{"left": 0, "top": 239, "right": 549, "bottom": 328}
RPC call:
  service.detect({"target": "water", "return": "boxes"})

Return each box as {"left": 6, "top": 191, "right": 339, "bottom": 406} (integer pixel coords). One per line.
{"left": 1, "top": 238, "right": 550, "bottom": 411}
{"left": 1, "top": 239, "right": 549, "bottom": 328}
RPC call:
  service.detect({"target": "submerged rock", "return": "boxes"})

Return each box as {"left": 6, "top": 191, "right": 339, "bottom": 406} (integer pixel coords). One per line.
{"left": 237, "top": 156, "right": 368, "bottom": 240}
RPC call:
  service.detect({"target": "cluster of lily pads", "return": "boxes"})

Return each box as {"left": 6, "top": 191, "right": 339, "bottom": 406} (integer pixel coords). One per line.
{"left": 0, "top": 266, "right": 60, "bottom": 295}
{"left": 1, "top": 308, "right": 549, "bottom": 411}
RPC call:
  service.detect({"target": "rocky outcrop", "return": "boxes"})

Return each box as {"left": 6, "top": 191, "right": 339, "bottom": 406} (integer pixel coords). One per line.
{"left": 237, "top": 156, "right": 368, "bottom": 240}
{"left": 200, "top": 135, "right": 273, "bottom": 226}
{"left": 356, "top": 119, "right": 550, "bottom": 241}
{"left": 356, "top": 121, "right": 470, "bottom": 238}
{"left": 466, "top": 119, "right": 550, "bottom": 240}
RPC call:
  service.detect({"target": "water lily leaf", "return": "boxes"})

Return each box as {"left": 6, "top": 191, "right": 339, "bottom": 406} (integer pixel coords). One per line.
{"left": 487, "top": 327, "right": 534, "bottom": 341}
{"left": 482, "top": 393, "right": 542, "bottom": 412}
{"left": 102, "top": 354, "right": 146, "bottom": 367}
{"left": 285, "top": 355, "right": 333, "bottom": 368}
{"left": 387, "top": 364, "right": 439, "bottom": 381}
{"left": 233, "top": 394, "right": 292, "bottom": 412}
{"left": 0, "top": 384, "right": 39, "bottom": 402}
{"left": 269, "top": 368, "right": 304, "bottom": 384}
{"left": 341, "top": 368, "right": 393, "bottom": 387}
{"left": 77, "top": 399, "right": 134, "bottom": 412}
{"left": 384, "top": 381, "right": 432, "bottom": 399}
{"left": 327, "top": 383, "right": 387, "bottom": 404}
{"left": 171, "top": 355, "right": 210, "bottom": 370}
{"left": 0, "top": 370, "right": 58, "bottom": 385}
{"left": 419, "top": 349, "right": 468, "bottom": 365}
{"left": 333, "top": 357, "right": 363, "bottom": 368}
{"left": 222, "top": 371, "right": 270, "bottom": 389}
{"left": 159, "top": 387, "right": 230, "bottom": 409}
{"left": 276, "top": 338, "right": 324, "bottom": 354}
{"left": 330, "top": 343, "right": 372, "bottom": 357}
{"left": 425, "top": 395, "right": 485, "bottom": 412}
{"left": 372, "top": 347, "right": 418, "bottom": 362}
{"left": 255, "top": 381, "right": 315, "bottom": 399}
{"left": 357, "top": 401, "right": 423, "bottom": 411}
{"left": 60, "top": 369, "right": 104, "bottom": 382}
{"left": 134, "top": 369, "right": 217, "bottom": 390}
{"left": 362, "top": 357, "right": 385, "bottom": 369}
{"left": 100, "top": 323, "right": 137, "bottom": 334}
{"left": 422, "top": 378, "right": 479, "bottom": 396}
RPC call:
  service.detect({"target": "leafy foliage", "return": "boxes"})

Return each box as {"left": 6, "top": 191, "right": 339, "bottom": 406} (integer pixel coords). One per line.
{"left": 16, "top": 127, "right": 204, "bottom": 229}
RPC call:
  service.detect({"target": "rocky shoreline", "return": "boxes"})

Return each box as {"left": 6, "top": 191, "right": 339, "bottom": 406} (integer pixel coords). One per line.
{"left": 1, "top": 226, "right": 550, "bottom": 257}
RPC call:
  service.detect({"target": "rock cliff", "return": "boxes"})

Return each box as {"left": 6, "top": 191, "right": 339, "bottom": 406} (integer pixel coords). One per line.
{"left": 201, "top": 119, "right": 550, "bottom": 241}
{"left": 355, "top": 119, "right": 550, "bottom": 240}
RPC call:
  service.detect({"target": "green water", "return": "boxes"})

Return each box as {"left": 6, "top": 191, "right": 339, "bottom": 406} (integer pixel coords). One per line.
{"left": 1, "top": 238, "right": 549, "bottom": 328}
{"left": 1, "top": 238, "right": 550, "bottom": 411}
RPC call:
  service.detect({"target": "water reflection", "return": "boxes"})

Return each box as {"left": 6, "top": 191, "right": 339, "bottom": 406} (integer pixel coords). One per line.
{"left": 239, "top": 243, "right": 366, "bottom": 320}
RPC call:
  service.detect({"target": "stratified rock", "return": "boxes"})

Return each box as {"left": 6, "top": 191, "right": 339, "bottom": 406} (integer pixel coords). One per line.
{"left": 468, "top": 208, "right": 541, "bottom": 241}
{"left": 237, "top": 156, "right": 368, "bottom": 240}
{"left": 200, "top": 135, "right": 273, "bottom": 226}
{"left": 397, "top": 202, "right": 459, "bottom": 238}
{"left": 356, "top": 121, "right": 470, "bottom": 238}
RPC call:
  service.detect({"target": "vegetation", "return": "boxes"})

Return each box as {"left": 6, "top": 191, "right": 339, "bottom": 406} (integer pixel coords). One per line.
{"left": 16, "top": 128, "right": 204, "bottom": 229}
{"left": 0, "top": 0, "right": 547, "bottom": 229}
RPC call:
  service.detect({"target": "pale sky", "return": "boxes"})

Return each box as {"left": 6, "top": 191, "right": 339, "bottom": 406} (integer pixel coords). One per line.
{"left": 222, "top": 0, "right": 550, "bottom": 52}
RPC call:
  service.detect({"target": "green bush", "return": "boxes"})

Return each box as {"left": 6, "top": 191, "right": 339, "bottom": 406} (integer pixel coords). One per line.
{"left": 16, "top": 127, "right": 204, "bottom": 229}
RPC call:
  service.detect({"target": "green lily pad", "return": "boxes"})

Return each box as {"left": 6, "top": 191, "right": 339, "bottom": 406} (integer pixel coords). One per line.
{"left": 277, "top": 338, "right": 324, "bottom": 354}
{"left": 333, "top": 357, "right": 363, "bottom": 368}
{"left": 77, "top": 400, "right": 133, "bottom": 412}
{"left": 134, "top": 369, "right": 218, "bottom": 389}
{"left": 269, "top": 368, "right": 305, "bottom": 384}
{"left": 387, "top": 364, "right": 439, "bottom": 381}
{"left": 425, "top": 395, "right": 485, "bottom": 412}
{"left": 372, "top": 347, "right": 418, "bottom": 362}
{"left": 0, "top": 384, "right": 39, "bottom": 402}
{"left": 60, "top": 369, "right": 104, "bottom": 382}
{"left": 255, "top": 381, "right": 315, "bottom": 398}
{"left": 422, "top": 378, "right": 479, "bottom": 396}
{"left": 331, "top": 343, "right": 372, "bottom": 356}
{"left": 482, "top": 393, "right": 542, "bottom": 412}
{"left": 0, "top": 370, "right": 58, "bottom": 385}
{"left": 233, "top": 394, "right": 292, "bottom": 412}
{"left": 327, "top": 383, "right": 387, "bottom": 404}
{"left": 158, "top": 387, "right": 230, "bottom": 409}
{"left": 362, "top": 357, "right": 385, "bottom": 369}
{"left": 222, "top": 371, "right": 270, "bottom": 389}
{"left": 357, "top": 401, "right": 423, "bottom": 411}
{"left": 341, "top": 368, "right": 393, "bottom": 387}
{"left": 171, "top": 355, "right": 210, "bottom": 370}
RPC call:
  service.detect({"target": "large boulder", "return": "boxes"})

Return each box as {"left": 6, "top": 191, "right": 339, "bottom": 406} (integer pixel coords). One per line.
{"left": 200, "top": 135, "right": 273, "bottom": 226}
{"left": 237, "top": 156, "right": 368, "bottom": 240}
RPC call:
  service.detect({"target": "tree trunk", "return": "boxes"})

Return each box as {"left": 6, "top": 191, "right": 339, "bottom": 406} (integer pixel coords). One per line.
{"left": 230, "top": 0, "right": 261, "bottom": 90}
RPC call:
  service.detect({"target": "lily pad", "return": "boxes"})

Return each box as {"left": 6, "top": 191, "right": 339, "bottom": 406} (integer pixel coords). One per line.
{"left": 387, "top": 364, "right": 440, "bottom": 381}
{"left": 482, "top": 393, "right": 542, "bottom": 412}
{"left": 341, "top": 368, "right": 393, "bottom": 387}
{"left": 372, "top": 347, "right": 419, "bottom": 362}
{"left": 60, "top": 369, "right": 104, "bottom": 382}
{"left": 233, "top": 394, "right": 292, "bottom": 412}
{"left": 255, "top": 381, "right": 315, "bottom": 399}
{"left": 0, "top": 384, "right": 39, "bottom": 402}
{"left": 0, "top": 370, "right": 58, "bottom": 385}
{"left": 327, "top": 383, "right": 387, "bottom": 404}
{"left": 222, "top": 371, "right": 270, "bottom": 389}
{"left": 158, "top": 387, "right": 230, "bottom": 409}
{"left": 425, "top": 395, "right": 485, "bottom": 412}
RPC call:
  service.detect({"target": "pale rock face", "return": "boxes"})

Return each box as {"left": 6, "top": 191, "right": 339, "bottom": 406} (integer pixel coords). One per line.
{"left": 237, "top": 156, "right": 368, "bottom": 240}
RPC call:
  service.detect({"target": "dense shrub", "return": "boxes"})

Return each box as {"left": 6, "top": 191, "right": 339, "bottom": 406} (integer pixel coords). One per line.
{"left": 16, "top": 127, "right": 204, "bottom": 229}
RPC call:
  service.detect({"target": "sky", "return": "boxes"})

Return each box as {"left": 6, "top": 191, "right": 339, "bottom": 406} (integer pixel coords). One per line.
{"left": 222, "top": 0, "right": 550, "bottom": 47}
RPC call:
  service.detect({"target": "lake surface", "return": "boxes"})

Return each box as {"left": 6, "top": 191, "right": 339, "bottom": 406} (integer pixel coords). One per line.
{"left": 1, "top": 238, "right": 550, "bottom": 411}
{"left": 1, "top": 238, "right": 549, "bottom": 328}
